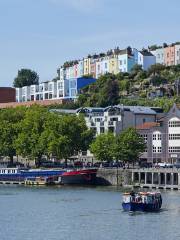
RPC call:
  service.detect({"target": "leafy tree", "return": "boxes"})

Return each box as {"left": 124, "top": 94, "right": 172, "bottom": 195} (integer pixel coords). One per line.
{"left": 148, "top": 64, "right": 166, "bottom": 76}
{"left": 0, "top": 107, "right": 26, "bottom": 165}
{"left": 150, "top": 76, "right": 167, "bottom": 86}
{"left": 114, "top": 128, "right": 146, "bottom": 164}
{"left": 15, "top": 106, "right": 49, "bottom": 166}
{"left": 13, "top": 69, "right": 39, "bottom": 88}
{"left": 45, "top": 114, "right": 94, "bottom": 164}
{"left": 90, "top": 133, "right": 116, "bottom": 162}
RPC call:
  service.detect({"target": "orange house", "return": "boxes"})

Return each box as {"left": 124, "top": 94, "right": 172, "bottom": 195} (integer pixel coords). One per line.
{"left": 164, "top": 45, "right": 175, "bottom": 66}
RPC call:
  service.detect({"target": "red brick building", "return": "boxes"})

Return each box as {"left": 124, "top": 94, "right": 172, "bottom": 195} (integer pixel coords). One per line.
{"left": 0, "top": 87, "right": 16, "bottom": 103}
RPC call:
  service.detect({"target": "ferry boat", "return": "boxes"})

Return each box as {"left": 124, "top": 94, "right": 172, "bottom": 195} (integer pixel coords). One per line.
{"left": 61, "top": 168, "right": 98, "bottom": 185}
{"left": 0, "top": 168, "right": 66, "bottom": 182}
{"left": 122, "top": 191, "right": 162, "bottom": 212}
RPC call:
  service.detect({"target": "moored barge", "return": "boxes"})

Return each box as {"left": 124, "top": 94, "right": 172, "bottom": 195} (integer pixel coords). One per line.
{"left": 61, "top": 168, "right": 98, "bottom": 185}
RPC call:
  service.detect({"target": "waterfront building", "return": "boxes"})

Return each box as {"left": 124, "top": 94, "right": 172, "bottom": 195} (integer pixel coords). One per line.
{"left": 151, "top": 48, "right": 165, "bottom": 65}
{"left": 66, "top": 77, "right": 96, "bottom": 99}
{"left": 53, "top": 105, "right": 159, "bottom": 136}
{"left": 137, "top": 104, "right": 180, "bottom": 164}
{"left": 164, "top": 45, "right": 175, "bottom": 66}
{"left": 175, "top": 44, "right": 180, "bottom": 65}
{"left": 16, "top": 77, "right": 96, "bottom": 102}
{"left": 51, "top": 105, "right": 161, "bottom": 162}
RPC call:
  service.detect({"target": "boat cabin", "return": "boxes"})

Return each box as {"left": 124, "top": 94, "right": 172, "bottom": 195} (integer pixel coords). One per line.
{"left": 0, "top": 168, "right": 19, "bottom": 174}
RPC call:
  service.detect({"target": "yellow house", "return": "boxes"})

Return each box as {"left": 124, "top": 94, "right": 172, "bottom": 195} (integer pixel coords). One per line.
{"left": 83, "top": 57, "right": 91, "bottom": 76}
{"left": 109, "top": 55, "right": 119, "bottom": 74}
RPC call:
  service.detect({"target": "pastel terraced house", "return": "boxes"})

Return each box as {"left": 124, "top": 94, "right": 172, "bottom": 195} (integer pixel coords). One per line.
{"left": 165, "top": 45, "right": 175, "bottom": 66}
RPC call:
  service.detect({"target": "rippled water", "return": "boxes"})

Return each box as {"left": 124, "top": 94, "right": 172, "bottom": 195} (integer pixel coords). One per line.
{"left": 0, "top": 185, "right": 180, "bottom": 240}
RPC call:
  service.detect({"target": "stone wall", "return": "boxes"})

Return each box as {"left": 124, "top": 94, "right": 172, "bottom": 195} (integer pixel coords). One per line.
{"left": 96, "top": 168, "right": 132, "bottom": 186}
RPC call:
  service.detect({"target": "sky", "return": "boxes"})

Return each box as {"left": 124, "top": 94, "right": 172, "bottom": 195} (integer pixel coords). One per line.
{"left": 0, "top": 0, "right": 180, "bottom": 87}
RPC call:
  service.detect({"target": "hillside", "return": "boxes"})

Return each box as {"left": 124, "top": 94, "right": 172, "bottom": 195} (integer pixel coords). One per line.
{"left": 75, "top": 64, "right": 180, "bottom": 112}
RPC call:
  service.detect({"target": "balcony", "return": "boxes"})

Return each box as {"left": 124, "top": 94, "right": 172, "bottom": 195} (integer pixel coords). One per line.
{"left": 108, "top": 121, "right": 114, "bottom": 126}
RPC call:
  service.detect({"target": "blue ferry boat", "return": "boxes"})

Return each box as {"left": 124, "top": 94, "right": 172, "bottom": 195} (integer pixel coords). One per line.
{"left": 0, "top": 167, "right": 66, "bottom": 182}
{"left": 122, "top": 191, "right": 162, "bottom": 212}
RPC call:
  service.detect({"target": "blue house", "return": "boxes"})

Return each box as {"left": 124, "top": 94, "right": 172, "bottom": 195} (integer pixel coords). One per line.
{"left": 66, "top": 77, "right": 96, "bottom": 99}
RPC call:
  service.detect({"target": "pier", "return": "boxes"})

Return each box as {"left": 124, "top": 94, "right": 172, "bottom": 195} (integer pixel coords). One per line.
{"left": 132, "top": 168, "right": 180, "bottom": 190}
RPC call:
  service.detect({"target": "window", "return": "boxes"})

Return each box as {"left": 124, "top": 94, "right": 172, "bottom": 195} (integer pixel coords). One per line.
{"left": 58, "top": 90, "right": 63, "bottom": 98}
{"left": 110, "top": 117, "right": 118, "bottom": 122}
{"left": 169, "top": 121, "right": 180, "bottom": 127}
{"left": 124, "top": 59, "right": 126, "bottom": 64}
{"left": 71, "top": 89, "right": 76, "bottom": 97}
{"left": 153, "top": 134, "right": 156, "bottom": 140}
{"left": 58, "top": 82, "right": 63, "bottom": 89}
{"left": 157, "top": 147, "right": 162, "bottom": 153}
{"left": 100, "top": 127, "right": 104, "bottom": 133}
{"left": 169, "top": 134, "right": 180, "bottom": 140}
{"left": 143, "top": 134, "right": 147, "bottom": 142}
{"left": 105, "top": 63, "right": 107, "bottom": 69}
{"left": 157, "top": 134, "right": 161, "bottom": 140}
{"left": 95, "top": 118, "right": 102, "bottom": 122}
{"left": 153, "top": 146, "right": 156, "bottom": 153}
{"left": 70, "top": 80, "right": 76, "bottom": 88}
{"left": 153, "top": 146, "right": 162, "bottom": 153}
{"left": 169, "top": 147, "right": 180, "bottom": 153}
{"left": 119, "top": 60, "right": 122, "bottom": 65}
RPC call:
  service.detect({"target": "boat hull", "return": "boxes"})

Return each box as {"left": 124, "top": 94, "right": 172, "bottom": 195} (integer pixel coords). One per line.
{"left": 122, "top": 202, "right": 162, "bottom": 212}
{"left": 61, "top": 169, "right": 97, "bottom": 185}
{"left": 0, "top": 170, "right": 66, "bottom": 182}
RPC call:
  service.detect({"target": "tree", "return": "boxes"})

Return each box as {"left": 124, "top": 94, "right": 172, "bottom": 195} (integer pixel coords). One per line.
{"left": 13, "top": 69, "right": 39, "bottom": 88}
{"left": 15, "top": 106, "right": 49, "bottom": 166}
{"left": 90, "top": 133, "right": 116, "bottom": 162}
{"left": 148, "top": 64, "right": 166, "bottom": 76}
{"left": 0, "top": 107, "right": 26, "bottom": 165}
{"left": 45, "top": 114, "right": 94, "bottom": 165}
{"left": 114, "top": 128, "right": 146, "bottom": 164}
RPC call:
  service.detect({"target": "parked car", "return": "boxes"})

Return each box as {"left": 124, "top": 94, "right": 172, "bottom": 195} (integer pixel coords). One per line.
{"left": 155, "top": 162, "right": 173, "bottom": 168}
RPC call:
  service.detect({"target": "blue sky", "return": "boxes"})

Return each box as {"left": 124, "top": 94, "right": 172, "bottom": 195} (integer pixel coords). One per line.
{"left": 0, "top": 0, "right": 180, "bottom": 87}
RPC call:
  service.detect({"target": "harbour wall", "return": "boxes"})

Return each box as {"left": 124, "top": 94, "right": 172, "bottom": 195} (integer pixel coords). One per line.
{"left": 96, "top": 168, "right": 132, "bottom": 186}
{"left": 97, "top": 168, "right": 180, "bottom": 190}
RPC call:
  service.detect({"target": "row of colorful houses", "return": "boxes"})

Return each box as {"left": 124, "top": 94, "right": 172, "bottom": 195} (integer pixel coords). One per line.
{"left": 151, "top": 44, "right": 180, "bottom": 66}
{"left": 15, "top": 43, "right": 180, "bottom": 103}
{"left": 58, "top": 47, "right": 156, "bottom": 80}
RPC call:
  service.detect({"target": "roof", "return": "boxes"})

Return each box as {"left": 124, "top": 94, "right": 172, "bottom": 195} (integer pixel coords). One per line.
{"left": 136, "top": 122, "right": 160, "bottom": 130}
{"left": 115, "top": 105, "right": 157, "bottom": 115}
{"left": 140, "top": 51, "right": 154, "bottom": 57}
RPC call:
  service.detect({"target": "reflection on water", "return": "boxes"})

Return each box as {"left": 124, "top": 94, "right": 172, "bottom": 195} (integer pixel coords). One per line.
{"left": 0, "top": 185, "right": 180, "bottom": 240}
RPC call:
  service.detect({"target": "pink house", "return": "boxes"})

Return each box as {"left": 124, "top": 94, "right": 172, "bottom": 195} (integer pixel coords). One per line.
{"left": 164, "top": 45, "right": 175, "bottom": 66}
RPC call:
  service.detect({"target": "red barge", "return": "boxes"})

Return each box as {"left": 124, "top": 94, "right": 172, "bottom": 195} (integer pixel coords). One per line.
{"left": 61, "top": 168, "right": 98, "bottom": 185}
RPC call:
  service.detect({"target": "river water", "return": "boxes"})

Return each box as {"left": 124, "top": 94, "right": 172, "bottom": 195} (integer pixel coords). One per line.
{"left": 0, "top": 185, "right": 180, "bottom": 240}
